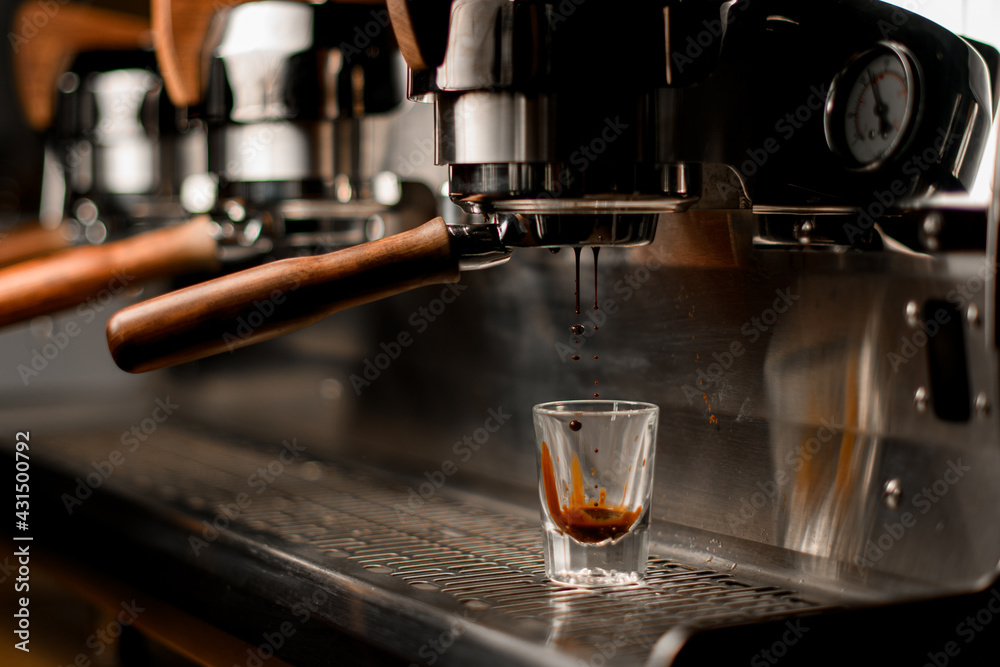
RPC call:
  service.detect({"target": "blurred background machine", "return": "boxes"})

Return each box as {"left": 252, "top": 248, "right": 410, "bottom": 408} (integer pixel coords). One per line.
{"left": 3, "top": 1, "right": 1000, "bottom": 665}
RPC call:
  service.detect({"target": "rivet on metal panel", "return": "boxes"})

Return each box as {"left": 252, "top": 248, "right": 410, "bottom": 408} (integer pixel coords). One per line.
{"left": 922, "top": 213, "right": 942, "bottom": 250}
{"left": 795, "top": 219, "right": 814, "bottom": 245}
{"left": 882, "top": 479, "right": 902, "bottom": 510}
{"left": 967, "top": 304, "right": 981, "bottom": 328}
{"left": 975, "top": 392, "right": 990, "bottom": 417}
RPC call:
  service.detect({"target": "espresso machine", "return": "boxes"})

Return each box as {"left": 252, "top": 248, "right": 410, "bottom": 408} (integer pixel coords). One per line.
{"left": 5, "top": 1, "right": 1000, "bottom": 665}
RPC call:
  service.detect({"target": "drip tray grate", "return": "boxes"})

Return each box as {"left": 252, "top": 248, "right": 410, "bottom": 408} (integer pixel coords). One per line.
{"left": 39, "top": 428, "right": 835, "bottom": 665}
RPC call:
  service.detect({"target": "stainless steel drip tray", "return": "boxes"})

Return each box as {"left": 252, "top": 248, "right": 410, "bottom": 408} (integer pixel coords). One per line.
{"left": 31, "top": 426, "right": 841, "bottom": 666}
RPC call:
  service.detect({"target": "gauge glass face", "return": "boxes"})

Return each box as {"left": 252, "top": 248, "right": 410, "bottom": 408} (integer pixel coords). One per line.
{"left": 841, "top": 49, "right": 915, "bottom": 166}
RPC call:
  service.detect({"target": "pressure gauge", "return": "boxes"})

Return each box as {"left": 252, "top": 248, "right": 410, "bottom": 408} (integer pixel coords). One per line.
{"left": 825, "top": 43, "right": 919, "bottom": 169}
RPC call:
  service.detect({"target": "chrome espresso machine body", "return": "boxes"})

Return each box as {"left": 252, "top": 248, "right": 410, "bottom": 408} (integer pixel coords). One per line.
{"left": 7, "top": 1, "right": 1000, "bottom": 665}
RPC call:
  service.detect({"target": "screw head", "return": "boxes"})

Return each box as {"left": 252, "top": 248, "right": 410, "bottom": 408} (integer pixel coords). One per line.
{"left": 922, "top": 213, "right": 942, "bottom": 251}
{"left": 967, "top": 304, "right": 981, "bottom": 328}
{"left": 882, "top": 479, "right": 902, "bottom": 510}
{"left": 923, "top": 213, "right": 942, "bottom": 235}
{"left": 794, "top": 219, "right": 815, "bottom": 245}
{"left": 975, "top": 392, "right": 990, "bottom": 417}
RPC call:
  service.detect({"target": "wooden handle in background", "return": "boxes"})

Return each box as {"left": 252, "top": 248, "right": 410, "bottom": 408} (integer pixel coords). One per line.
{"left": 0, "top": 217, "right": 219, "bottom": 329}
{"left": 386, "top": 0, "right": 453, "bottom": 72}
{"left": 0, "top": 221, "right": 70, "bottom": 268}
{"left": 12, "top": 2, "right": 150, "bottom": 130}
{"left": 107, "top": 217, "right": 460, "bottom": 374}
{"left": 152, "top": 0, "right": 382, "bottom": 107}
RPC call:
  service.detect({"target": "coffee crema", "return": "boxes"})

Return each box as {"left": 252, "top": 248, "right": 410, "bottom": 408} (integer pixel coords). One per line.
{"left": 540, "top": 442, "right": 641, "bottom": 543}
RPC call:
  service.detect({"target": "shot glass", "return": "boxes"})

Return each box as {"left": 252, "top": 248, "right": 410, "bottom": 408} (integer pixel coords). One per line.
{"left": 533, "top": 400, "right": 659, "bottom": 586}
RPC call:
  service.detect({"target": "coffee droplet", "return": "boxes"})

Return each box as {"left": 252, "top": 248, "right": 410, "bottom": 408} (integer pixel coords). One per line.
{"left": 594, "top": 355, "right": 599, "bottom": 360}
{"left": 571, "top": 324, "right": 585, "bottom": 336}
{"left": 572, "top": 355, "right": 581, "bottom": 361}
{"left": 569, "top": 420, "right": 582, "bottom": 431}
{"left": 594, "top": 448, "right": 599, "bottom": 453}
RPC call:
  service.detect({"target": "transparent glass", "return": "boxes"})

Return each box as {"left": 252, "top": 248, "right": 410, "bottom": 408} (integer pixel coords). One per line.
{"left": 533, "top": 400, "right": 659, "bottom": 586}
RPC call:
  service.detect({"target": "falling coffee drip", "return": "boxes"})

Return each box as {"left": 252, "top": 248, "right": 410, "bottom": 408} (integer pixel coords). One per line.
{"left": 566, "top": 249, "right": 602, "bottom": 396}
{"left": 592, "top": 248, "right": 600, "bottom": 396}
{"left": 592, "top": 247, "right": 600, "bottom": 311}
{"left": 569, "top": 420, "right": 582, "bottom": 431}
{"left": 573, "top": 246, "right": 582, "bottom": 315}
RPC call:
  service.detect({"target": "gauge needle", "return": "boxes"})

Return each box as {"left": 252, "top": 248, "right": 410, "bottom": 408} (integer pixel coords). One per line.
{"left": 869, "top": 70, "right": 893, "bottom": 138}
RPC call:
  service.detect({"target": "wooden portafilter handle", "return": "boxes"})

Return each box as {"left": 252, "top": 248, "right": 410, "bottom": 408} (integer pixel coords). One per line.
{"left": 12, "top": 1, "right": 150, "bottom": 130}
{"left": 107, "top": 217, "right": 460, "bottom": 373}
{"left": 0, "top": 222, "right": 71, "bottom": 268}
{"left": 0, "top": 217, "right": 219, "bottom": 329}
